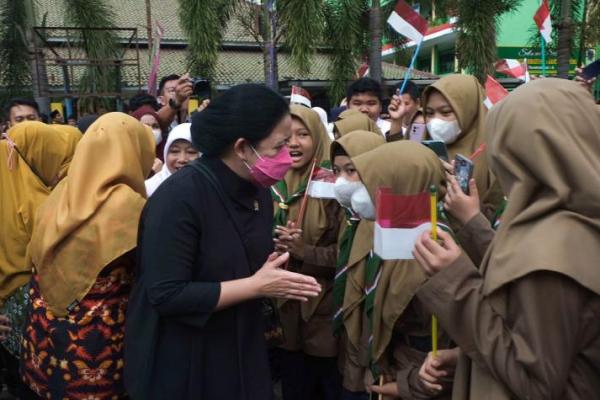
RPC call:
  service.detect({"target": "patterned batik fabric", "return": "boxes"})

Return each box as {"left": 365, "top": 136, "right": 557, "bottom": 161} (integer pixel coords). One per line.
{"left": 0, "top": 282, "right": 31, "bottom": 357}
{"left": 21, "top": 260, "right": 133, "bottom": 400}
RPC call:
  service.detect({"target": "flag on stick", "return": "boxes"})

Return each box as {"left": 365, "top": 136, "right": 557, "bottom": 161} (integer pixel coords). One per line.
{"left": 307, "top": 166, "right": 337, "bottom": 199}
{"left": 290, "top": 86, "right": 312, "bottom": 108}
{"left": 534, "top": 0, "right": 553, "bottom": 44}
{"left": 495, "top": 59, "right": 529, "bottom": 81}
{"left": 356, "top": 62, "right": 370, "bottom": 78}
{"left": 387, "top": 0, "right": 428, "bottom": 43}
{"left": 484, "top": 75, "right": 509, "bottom": 109}
{"left": 374, "top": 188, "right": 433, "bottom": 260}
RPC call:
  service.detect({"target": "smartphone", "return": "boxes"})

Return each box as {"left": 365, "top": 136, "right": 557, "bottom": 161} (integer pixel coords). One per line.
{"left": 455, "top": 154, "right": 474, "bottom": 194}
{"left": 409, "top": 123, "right": 426, "bottom": 142}
{"left": 422, "top": 140, "right": 449, "bottom": 162}
{"left": 582, "top": 59, "right": 600, "bottom": 80}
{"left": 191, "top": 78, "right": 211, "bottom": 100}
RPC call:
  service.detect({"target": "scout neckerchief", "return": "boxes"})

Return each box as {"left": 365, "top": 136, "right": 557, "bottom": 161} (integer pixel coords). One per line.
{"left": 492, "top": 197, "right": 507, "bottom": 230}
{"left": 332, "top": 207, "right": 360, "bottom": 336}
{"left": 270, "top": 160, "right": 331, "bottom": 229}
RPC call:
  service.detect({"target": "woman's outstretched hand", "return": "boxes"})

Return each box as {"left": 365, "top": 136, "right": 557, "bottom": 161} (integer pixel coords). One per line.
{"left": 252, "top": 252, "right": 321, "bottom": 301}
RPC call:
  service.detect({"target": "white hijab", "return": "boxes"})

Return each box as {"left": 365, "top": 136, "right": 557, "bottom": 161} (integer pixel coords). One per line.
{"left": 145, "top": 123, "right": 193, "bottom": 197}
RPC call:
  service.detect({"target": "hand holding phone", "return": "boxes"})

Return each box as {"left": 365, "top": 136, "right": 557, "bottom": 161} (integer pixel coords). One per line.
{"left": 582, "top": 59, "right": 600, "bottom": 80}
{"left": 454, "top": 154, "right": 474, "bottom": 194}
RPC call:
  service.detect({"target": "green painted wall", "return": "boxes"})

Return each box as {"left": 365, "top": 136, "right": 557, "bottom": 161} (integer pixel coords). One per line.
{"left": 496, "top": 0, "right": 540, "bottom": 47}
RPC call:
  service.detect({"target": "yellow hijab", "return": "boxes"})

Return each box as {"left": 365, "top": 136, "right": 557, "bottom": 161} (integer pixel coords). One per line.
{"left": 28, "top": 113, "right": 155, "bottom": 316}
{"left": 334, "top": 109, "right": 382, "bottom": 137}
{"left": 482, "top": 78, "right": 600, "bottom": 296}
{"left": 0, "top": 122, "right": 69, "bottom": 302}
{"left": 353, "top": 141, "right": 446, "bottom": 363}
{"left": 423, "top": 74, "right": 502, "bottom": 216}
{"left": 53, "top": 125, "right": 83, "bottom": 180}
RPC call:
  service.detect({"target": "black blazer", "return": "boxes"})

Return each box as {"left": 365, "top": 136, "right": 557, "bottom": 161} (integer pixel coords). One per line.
{"left": 124, "top": 157, "right": 274, "bottom": 400}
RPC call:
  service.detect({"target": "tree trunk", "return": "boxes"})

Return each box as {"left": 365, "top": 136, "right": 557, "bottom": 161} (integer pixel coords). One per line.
{"left": 368, "top": 0, "right": 382, "bottom": 83}
{"left": 557, "top": 0, "right": 572, "bottom": 78}
{"left": 577, "top": 0, "right": 589, "bottom": 67}
{"left": 261, "top": 0, "right": 278, "bottom": 90}
{"left": 25, "top": 0, "right": 50, "bottom": 114}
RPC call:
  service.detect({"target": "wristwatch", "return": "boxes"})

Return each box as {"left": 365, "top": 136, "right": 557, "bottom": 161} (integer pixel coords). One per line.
{"left": 168, "top": 98, "right": 182, "bottom": 110}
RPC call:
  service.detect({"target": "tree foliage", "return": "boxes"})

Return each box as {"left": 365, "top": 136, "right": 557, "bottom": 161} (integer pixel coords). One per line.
{"left": 178, "top": 0, "right": 238, "bottom": 78}
{"left": 455, "top": 0, "right": 522, "bottom": 83}
{"left": 0, "top": 0, "right": 32, "bottom": 102}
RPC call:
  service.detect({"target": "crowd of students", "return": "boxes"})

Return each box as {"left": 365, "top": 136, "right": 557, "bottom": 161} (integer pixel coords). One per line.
{"left": 0, "top": 73, "right": 598, "bottom": 400}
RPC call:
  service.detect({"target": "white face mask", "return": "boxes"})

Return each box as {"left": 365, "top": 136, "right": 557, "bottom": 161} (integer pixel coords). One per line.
{"left": 334, "top": 177, "right": 362, "bottom": 209}
{"left": 426, "top": 118, "right": 461, "bottom": 144}
{"left": 350, "top": 184, "right": 376, "bottom": 220}
{"left": 153, "top": 128, "right": 163, "bottom": 145}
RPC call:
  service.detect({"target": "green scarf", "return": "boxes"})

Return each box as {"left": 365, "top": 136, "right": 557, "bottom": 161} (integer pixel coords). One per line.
{"left": 492, "top": 197, "right": 508, "bottom": 230}
{"left": 332, "top": 209, "right": 360, "bottom": 336}
{"left": 270, "top": 160, "right": 331, "bottom": 229}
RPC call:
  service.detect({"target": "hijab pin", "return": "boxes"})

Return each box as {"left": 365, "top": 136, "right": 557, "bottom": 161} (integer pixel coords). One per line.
{"left": 279, "top": 202, "right": 288, "bottom": 210}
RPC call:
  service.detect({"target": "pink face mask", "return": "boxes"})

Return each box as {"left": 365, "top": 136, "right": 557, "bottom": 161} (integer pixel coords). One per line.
{"left": 246, "top": 145, "right": 292, "bottom": 188}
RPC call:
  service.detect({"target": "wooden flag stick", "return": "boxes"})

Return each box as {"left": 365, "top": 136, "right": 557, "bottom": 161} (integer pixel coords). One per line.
{"left": 295, "top": 158, "right": 318, "bottom": 229}
{"left": 430, "top": 185, "right": 439, "bottom": 357}
{"left": 378, "top": 375, "right": 384, "bottom": 400}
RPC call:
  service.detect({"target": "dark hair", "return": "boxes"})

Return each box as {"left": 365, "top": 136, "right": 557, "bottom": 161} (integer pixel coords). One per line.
{"left": 191, "top": 84, "right": 289, "bottom": 157}
{"left": 329, "top": 106, "right": 347, "bottom": 122}
{"left": 50, "top": 110, "right": 61, "bottom": 118}
{"left": 158, "top": 74, "right": 180, "bottom": 96}
{"left": 67, "top": 114, "right": 76, "bottom": 121}
{"left": 129, "top": 92, "right": 159, "bottom": 113}
{"left": 346, "top": 78, "right": 383, "bottom": 103}
{"left": 76, "top": 114, "right": 99, "bottom": 133}
{"left": 397, "top": 80, "right": 420, "bottom": 102}
{"left": 5, "top": 97, "right": 40, "bottom": 119}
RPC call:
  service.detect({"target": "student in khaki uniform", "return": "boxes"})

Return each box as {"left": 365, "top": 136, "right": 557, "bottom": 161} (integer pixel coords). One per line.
{"left": 413, "top": 78, "right": 600, "bottom": 399}
{"left": 339, "top": 141, "right": 453, "bottom": 400}
{"left": 329, "top": 130, "right": 386, "bottom": 399}
{"left": 333, "top": 109, "right": 382, "bottom": 139}
{"left": 273, "top": 105, "right": 345, "bottom": 400}
{"left": 422, "top": 75, "right": 503, "bottom": 219}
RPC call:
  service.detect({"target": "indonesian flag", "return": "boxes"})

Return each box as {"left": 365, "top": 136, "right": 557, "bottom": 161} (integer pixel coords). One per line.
{"left": 387, "top": 0, "right": 428, "bottom": 44}
{"left": 290, "top": 86, "right": 312, "bottom": 108}
{"left": 534, "top": 0, "right": 553, "bottom": 44}
{"left": 374, "top": 188, "right": 433, "bottom": 260}
{"left": 484, "top": 75, "right": 509, "bottom": 109}
{"left": 307, "top": 166, "right": 337, "bottom": 199}
{"left": 495, "top": 59, "right": 529, "bottom": 81}
{"left": 356, "top": 62, "right": 370, "bottom": 78}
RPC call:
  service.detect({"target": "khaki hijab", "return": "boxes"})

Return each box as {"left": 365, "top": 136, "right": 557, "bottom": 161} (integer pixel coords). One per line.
{"left": 482, "top": 78, "right": 600, "bottom": 296}
{"left": 282, "top": 105, "right": 332, "bottom": 244}
{"left": 54, "top": 125, "right": 83, "bottom": 180}
{"left": 334, "top": 109, "right": 382, "bottom": 137}
{"left": 0, "top": 122, "right": 69, "bottom": 302}
{"left": 423, "top": 74, "right": 502, "bottom": 214}
{"left": 28, "top": 113, "right": 155, "bottom": 316}
{"left": 332, "top": 131, "right": 385, "bottom": 349}
{"left": 353, "top": 141, "right": 445, "bottom": 362}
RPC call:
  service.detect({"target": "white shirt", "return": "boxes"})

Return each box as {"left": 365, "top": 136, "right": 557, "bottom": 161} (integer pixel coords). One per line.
{"left": 377, "top": 118, "right": 391, "bottom": 136}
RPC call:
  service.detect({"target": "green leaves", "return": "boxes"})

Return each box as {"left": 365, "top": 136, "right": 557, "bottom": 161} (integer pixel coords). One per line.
{"left": 178, "top": 0, "right": 238, "bottom": 78}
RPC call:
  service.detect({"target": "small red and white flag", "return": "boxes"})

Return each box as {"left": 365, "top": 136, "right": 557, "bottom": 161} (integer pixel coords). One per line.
{"left": 534, "top": 0, "right": 553, "bottom": 44}
{"left": 483, "top": 75, "right": 509, "bottom": 109}
{"left": 356, "top": 62, "right": 370, "bottom": 78}
{"left": 387, "top": 0, "right": 428, "bottom": 44}
{"left": 374, "top": 188, "right": 435, "bottom": 260}
{"left": 290, "top": 86, "right": 312, "bottom": 108}
{"left": 495, "top": 59, "right": 529, "bottom": 81}
{"left": 307, "top": 166, "right": 337, "bottom": 199}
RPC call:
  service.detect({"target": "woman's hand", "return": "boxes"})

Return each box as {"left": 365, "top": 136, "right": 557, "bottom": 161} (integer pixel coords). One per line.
{"left": 388, "top": 94, "right": 408, "bottom": 122}
{"left": 413, "top": 230, "right": 462, "bottom": 276}
{"left": 444, "top": 174, "right": 480, "bottom": 226}
{"left": 575, "top": 67, "right": 597, "bottom": 94}
{"left": 273, "top": 222, "right": 305, "bottom": 260}
{"left": 152, "top": 158, "right": 163, "bottom": 174}
{"left": 0, "top": 314, "right": 11, "bottom": 341}
{"left": 418, "top": 348, "right": 459, "bottom": 393}
{"left": 369, "top": 381, "right": 399, "bottom": 397}
{"left": 252, "top": 252, "right": 321, "bottom": 301}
